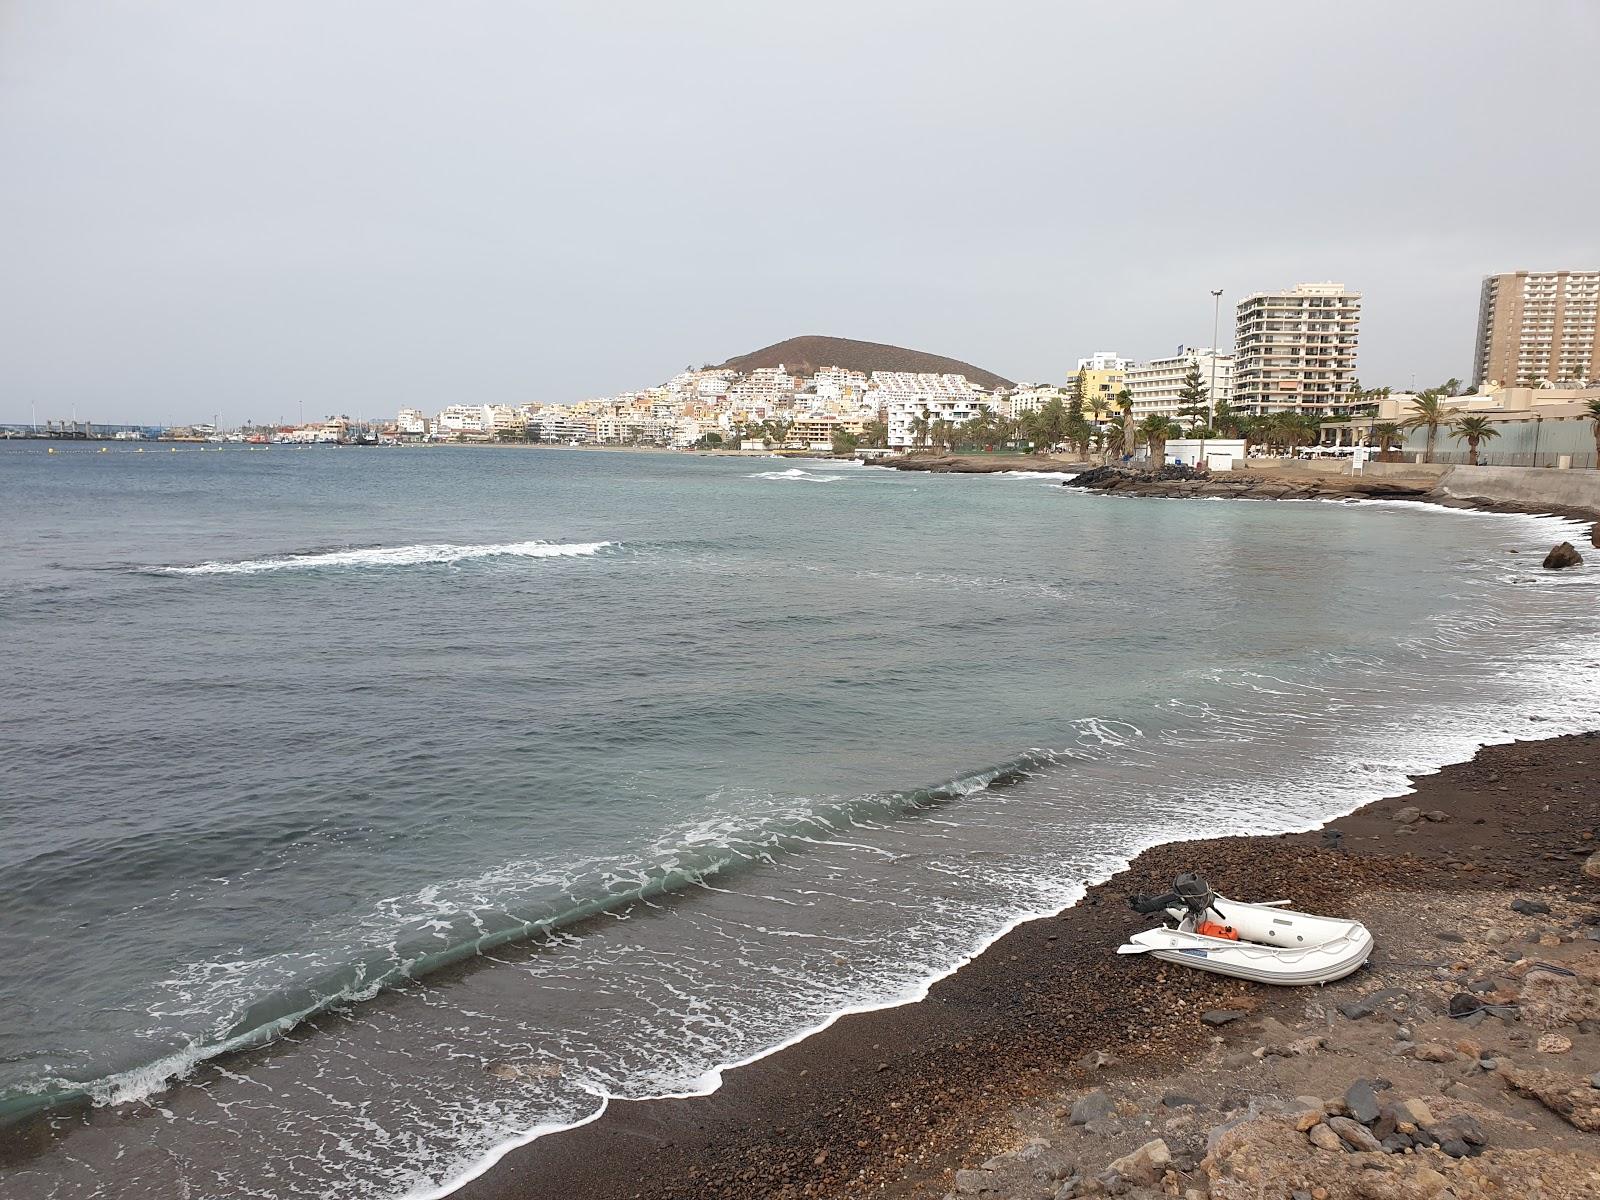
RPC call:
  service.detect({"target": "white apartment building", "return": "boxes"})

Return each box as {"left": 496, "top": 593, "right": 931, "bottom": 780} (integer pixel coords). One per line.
{"left": 1233, "top": 282, "right": 1360, "bottom": 414}
{"left": 396, "top": 408, "right": 429, "bottom": 436}
{"left": 812, "top": 366, "right": 868, "bottom": 403}
{"left": 870, "top": 372, "right": 990, "bottom": 448}
{"left": 436, "top": 404, "right": 488, "bottom": 435}
{"left": 1008, "top": 384, "right": 1065, "bottom": 417}
{"left": 728, "top": 366, "right": 796, "bottom": 408}
{"left": 1126, "top": 348, "right": 1234, "bottom": 421}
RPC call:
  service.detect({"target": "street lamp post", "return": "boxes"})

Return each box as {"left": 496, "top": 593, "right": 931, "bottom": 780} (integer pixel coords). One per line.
{"left": 1199, "top": 289, "right": 1222, "bottom": 468}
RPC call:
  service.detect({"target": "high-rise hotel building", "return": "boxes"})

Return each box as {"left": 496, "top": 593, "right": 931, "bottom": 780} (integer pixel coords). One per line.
{"left": 1232, "top": 282, "right": 1360, "bottom": 414}
{"left": 1472, "top": 270, "right": 1600, "bottom": 388}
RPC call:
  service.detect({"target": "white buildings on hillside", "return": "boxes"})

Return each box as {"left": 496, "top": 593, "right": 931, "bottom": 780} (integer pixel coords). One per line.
{"left": 871, "top": 372, "right": 990, "bottom": 449}
{"left": 1126, "top": 348, "right": 1234, "bottom": 421}
{"left": 728, "top": 366, "right": 796, "bottom": 408}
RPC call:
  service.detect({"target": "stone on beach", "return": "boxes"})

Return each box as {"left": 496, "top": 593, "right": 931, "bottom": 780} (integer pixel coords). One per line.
{"left": 1542, "top": 541, "right": 1583, "bottom": 569}
{"left": 1069, "top": 1090, "right": 1116, "bottom": 1125}
{"left": 1105, "top": 1138, "right": 1171, "bottom": 1186}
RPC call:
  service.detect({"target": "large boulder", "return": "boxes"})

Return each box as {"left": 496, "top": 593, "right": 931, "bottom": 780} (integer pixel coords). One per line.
{"left": 1543, "top": 542, "right": 1584, "bottom": 570}
{"left": 1591, "top": 521, "right": 1600, "bottom": 549}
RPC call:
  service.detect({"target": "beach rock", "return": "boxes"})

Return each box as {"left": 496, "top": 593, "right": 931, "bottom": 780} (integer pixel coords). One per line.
{"left": 1499, "top": 1064, "right": 1600, "bottom": 1131}
{"left": 1344, "top": 1080, "right": 1381, "bottom": 1125}
{"left": 1070, "top": 1090, "right": 1117, "bottom": 1125}
{"left": 953, "top": 1167, "right": 997, "bottom": 1194}
{"left": 1393, "top": 806, "right": 1423, "bottom": 825}
{"left": 1306, "top": 1123, "right": 1344, "bottom": 1152}
{"left": 1202, "top": 1009, "right": 1246, "bottom": 1027}
{"left": 1162, "top": 1093, "right": 1201, "bottom": 1109}
{"left": 1538, "top": 1032, "right": 1574, "bottom": 1054}
{"left": 1583, "top": 851, "right": 1600, "bottom": 881}
{"left": 1105, "top": 1139, "right": 1170, "bottom": 1186}
{"left": 1511, "top": 897, "right": 1552, "bottom": 915}
{"left": 1390, "top": 1097, "right": 1435, "bottom": 1127}
{"left": 1542, "top": 541, "right": 1583, "bottom": 570}
{"left": 1591, "top": 522, "right": 1600, "bottom": 549}
{"left": 1337, "top": 988, "right": 1407, "bottom": 1021}
{"left": 1424, "top": 809, "right": 1450, "bottom": 822}
{"left": 1325, "top": 1115, "right": 1383, "bottom": 1152}
{"left": 1412, "top": 1042, "right": 1455, "bottom": 1063}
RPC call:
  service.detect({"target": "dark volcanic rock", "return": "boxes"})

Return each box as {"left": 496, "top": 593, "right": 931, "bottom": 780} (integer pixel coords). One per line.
{"left": 1201, "top": 1009, "right": 1246, "bottom": 1027}
{"left": 1344, "top": 1080, "right": 1381, "bottom": 1125}
{"left": 1512, "top": 897, "right": 1552, "bottom": 915}
{"left": 1543, "top": 541, "right": 1583, "bottom": 570}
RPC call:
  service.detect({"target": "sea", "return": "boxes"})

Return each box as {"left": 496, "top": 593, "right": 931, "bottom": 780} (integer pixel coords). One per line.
{"left": 2, "top": 441, "right": 1598, "bottom": 1199}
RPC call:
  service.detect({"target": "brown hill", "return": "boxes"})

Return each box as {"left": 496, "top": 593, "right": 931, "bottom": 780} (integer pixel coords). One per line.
{"left": 719, "top": 335, "right": 1013, "bottom": 391}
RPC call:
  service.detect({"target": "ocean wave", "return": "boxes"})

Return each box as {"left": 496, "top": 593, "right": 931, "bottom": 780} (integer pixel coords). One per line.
{"left": 0, "top": 746, "right": 1083, "bottom": 1122}
{"left": 149, "top": 540, "right": 613, "bottom": 576}
{"left": 746, "top": 468, "right": 845, "bottom": 483}
{"left": 992, "top": 470, "right": 1079, "bottom": 481}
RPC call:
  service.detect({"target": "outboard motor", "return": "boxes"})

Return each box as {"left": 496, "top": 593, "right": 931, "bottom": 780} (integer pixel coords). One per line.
{"left": 1129, "top": 872, "right": 1226, "bottom": 920}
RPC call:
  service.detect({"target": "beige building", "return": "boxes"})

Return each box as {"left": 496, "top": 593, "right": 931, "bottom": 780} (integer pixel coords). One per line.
{"left": 1472, "top": 270, "right": 1600, "bottom": 388}
{"left": 1233, "top": 282, "right": 1360, "bottom": 414}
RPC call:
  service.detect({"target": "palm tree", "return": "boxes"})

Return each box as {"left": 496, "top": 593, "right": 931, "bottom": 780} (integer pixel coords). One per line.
{"left": 1103, "top": 422, "right": 1125, "bottom": 461}
{"left": 910, "top": 406, "right": 932, "bottom": 452}
{"left": 1584, "top": 399, "right": 1600, "bottom": 467}
{"left": 1088, "top": 393, "right": 1107, "bottom": 429}
{"left": 1370, "top": 421, "right": 1401, "bottom": 459}
{"left": 1450, "top": 415, "right": 1501, "bottom": 466}
{"left": 1397, "top": 392, "right": 1455, "bottom": 463}
{"left": 1117, "top": 390, "right": 1135, "bottom": 463}
{"left": 1138, "top": 414, "right": 1174, "bottom": 463}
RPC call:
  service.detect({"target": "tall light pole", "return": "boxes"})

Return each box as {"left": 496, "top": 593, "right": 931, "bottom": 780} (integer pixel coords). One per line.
{"left": 1199, "top": 288, "right": 1222, "bottom": 468}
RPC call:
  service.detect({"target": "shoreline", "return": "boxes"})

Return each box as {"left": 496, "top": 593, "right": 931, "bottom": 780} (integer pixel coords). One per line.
{"left": 447, "top": 725, "right": 1600, "bottom": 1200}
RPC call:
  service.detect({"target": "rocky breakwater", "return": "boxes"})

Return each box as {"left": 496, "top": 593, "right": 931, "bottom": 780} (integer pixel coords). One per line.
{"left": 870, "top": 455, "right": 1085, "bottom": 475}
{"left": 1062, "top": 463, "right": 1433, "bottom": 504}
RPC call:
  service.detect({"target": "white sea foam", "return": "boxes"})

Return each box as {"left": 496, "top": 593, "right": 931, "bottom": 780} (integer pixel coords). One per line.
{"left": 156, "top": 540, "right": 613, "bottom": 576}
{"left": 746, "top": 468, "right": 845, "bottom": 483}
{"left": 992, "top": 470, "right": 1079, "bottom": 481}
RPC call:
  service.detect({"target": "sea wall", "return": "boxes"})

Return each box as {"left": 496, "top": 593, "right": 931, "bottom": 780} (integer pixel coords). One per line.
{"left": 1364, "top": 461, "right": 1600, "bottom": 512}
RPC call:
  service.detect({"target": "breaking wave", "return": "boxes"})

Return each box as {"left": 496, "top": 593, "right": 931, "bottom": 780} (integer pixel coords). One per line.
{"left": 746, "top": 468, "right": 845, "bottom": 483}
{"left": 150, "top": 540, "right": 613, "bottom": 576}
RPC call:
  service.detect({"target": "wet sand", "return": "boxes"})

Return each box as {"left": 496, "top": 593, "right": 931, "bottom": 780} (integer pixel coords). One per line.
{"left": 452, "top": 732, "right": 1600, "bottom": 1200}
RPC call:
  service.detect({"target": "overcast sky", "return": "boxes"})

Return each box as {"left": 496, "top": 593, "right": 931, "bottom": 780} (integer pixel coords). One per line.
{"left": 3, "top": 2, "right": 1598, "bottom": 426}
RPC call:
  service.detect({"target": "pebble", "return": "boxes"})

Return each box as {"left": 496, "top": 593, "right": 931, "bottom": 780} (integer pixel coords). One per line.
{"left": 1201, "top": 1009, "right": 1246, "bottom": 1026}
{"left": 1393, "top": 806, "right": 1422, "bottom": 824}
{"left": 1511, "top": 898, "right": 1552, "bottom": 915}
{"left": 1537, "top": 1032, "right": 1573, "bottom": 1054}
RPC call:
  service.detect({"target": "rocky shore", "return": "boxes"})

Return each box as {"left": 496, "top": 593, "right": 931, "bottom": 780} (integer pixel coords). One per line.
{"left": 868, "top": 454, "right": 1086, "bottom": 474}
{"left": 1063, "top": 463, "right": 1600, "bottom": 535}
{"left": 453, "top": 733, "right": 1600, "bottom": 1200}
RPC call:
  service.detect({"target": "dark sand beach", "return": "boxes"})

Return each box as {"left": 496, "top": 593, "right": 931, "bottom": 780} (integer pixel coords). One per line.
{"left": 455, "top": 731, "right": 1600, "bottom": 1200}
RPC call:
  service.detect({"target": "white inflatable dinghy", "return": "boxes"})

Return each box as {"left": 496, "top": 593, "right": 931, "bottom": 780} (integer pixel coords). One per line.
{"left": 1117, "top": 872, "right": 1373, "bottom": 986}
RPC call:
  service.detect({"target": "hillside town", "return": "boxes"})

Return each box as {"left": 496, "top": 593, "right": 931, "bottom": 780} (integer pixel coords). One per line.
{"left": 379, "top": 273, "right": 1600, "bottom": 468}
{"left": 12, "top": 272, "right": 1600, "bottom": 468}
